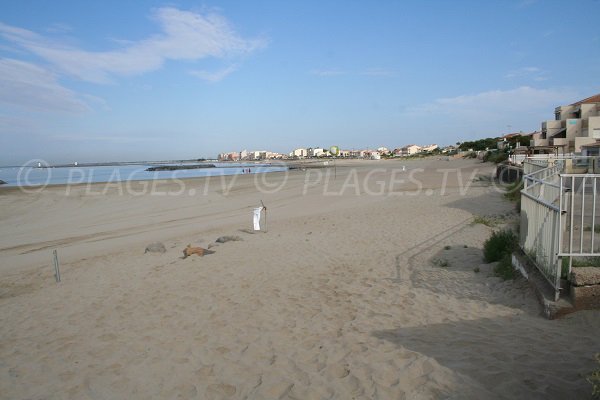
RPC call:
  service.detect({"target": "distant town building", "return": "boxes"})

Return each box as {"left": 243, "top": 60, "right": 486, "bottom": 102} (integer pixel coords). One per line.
{"left": 350, "top": 150, "right": 367, "bottom": 158}
{"left": 218, "top": 151, "right": 240, "bottom": 161}
{"left": 421, "top": 144, "right": 438, "bottom": 152}
{"left": 394, "top": 144, "right": 421, "bottom": 156}
{"left": 290, "top": 148, "right": 307, "bottom": 158}
{"left": 308, "top": 147, "right": 325, "bottom": 157}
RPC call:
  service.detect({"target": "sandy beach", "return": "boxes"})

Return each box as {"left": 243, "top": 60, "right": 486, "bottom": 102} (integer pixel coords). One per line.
{"left": 1, "top": 158, "right": 599, "bottom": 399}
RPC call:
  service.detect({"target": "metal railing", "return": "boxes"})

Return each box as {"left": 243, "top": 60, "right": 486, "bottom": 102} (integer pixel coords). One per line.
{"left": 520, "top": 162, "right": 564, "bottom": 300}
{"left": 520, "top": 157, "right": 600, "bottom": 301}
{"left": 559, "top": 174, "right": 600, "bottom": 259}
{"left": 523, "top": 158, "right": 556, "bottom": 175}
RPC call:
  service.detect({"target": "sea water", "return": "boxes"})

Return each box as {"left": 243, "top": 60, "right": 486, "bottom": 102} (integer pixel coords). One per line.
{"left": 0, "top": 163, "right": 288, "bottom": 187}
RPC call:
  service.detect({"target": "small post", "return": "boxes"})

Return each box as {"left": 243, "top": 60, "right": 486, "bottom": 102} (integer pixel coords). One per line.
{"left": 334, "top": 157, "right": 337, "bottom": 180}
{"left": 53, "top": 249, "right": 61, "bottom": 282}
{"left": 261, "top": 200, "right": 267, "bottom": 232}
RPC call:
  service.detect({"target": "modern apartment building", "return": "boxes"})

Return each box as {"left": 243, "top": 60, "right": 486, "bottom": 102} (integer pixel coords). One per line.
{"left": 533, "top": 94, "right": 600, "bottom": 153}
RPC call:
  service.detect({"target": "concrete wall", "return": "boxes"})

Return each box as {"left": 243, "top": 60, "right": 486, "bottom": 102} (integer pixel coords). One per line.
{"left": 574, "top": 136, "right": 596, "bottom": 152}
{"left": 553, "top": 138, "right": 568, "bottom": 148}
{"left": 589, "top": 116, "right": 600, "bottom": 139}
{"left": 556, "top": 105, "right": 577, "bottom": 120}
{"left": 566, "top": 118, "right": 583, "bottom": 142}
{"left": 581, "top": 103, "right": 599, "bottom": 119}
{"left": 543, "top": 120, "right": 564, "bottom": 137}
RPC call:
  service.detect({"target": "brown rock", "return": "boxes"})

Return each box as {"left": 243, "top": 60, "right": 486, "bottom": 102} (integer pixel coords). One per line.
{"left": 570, "top": 267, "right": 600, "bottom": 286}
{"left": 182, "top": 245, "right": 215, "bottom": 258}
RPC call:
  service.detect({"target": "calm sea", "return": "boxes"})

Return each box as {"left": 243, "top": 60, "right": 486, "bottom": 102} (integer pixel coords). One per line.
{"left": 0, "top": 163, "right": 288, "bottom": 187}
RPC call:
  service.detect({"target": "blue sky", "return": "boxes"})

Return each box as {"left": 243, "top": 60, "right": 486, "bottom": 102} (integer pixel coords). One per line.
{"left": 0, "top": 0, "right": 599, "bottom": 164}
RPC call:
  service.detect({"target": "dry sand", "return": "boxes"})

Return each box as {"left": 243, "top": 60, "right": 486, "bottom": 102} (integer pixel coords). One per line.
{"left": 1, "top": 158, "right": 599, "bottom": 399}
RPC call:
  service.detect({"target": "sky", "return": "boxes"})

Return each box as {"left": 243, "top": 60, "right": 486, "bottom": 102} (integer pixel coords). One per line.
{"left": 0, "top": 0, "right": 599, "bottom": 164}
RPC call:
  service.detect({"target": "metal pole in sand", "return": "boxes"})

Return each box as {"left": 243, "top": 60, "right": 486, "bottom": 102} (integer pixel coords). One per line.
{"left": 53, "top": 249, "right": 61, "bottom": 282}
{"left": 261, "top": 200, "right": 267, "bottom": 232}
{"left": 334, "top": 157, "right": 337, "bottom": 180}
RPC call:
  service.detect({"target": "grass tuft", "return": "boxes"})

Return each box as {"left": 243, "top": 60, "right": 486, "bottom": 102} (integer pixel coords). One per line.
{"left": 494, "top": 253, "right": 516, "bottom": 280}
{"left": 583, "top": 225, "right": 600, "bottom": 234}
{"left": 504, "top": 180, "right": 523, "bottom": 202}
{"left": 472, "top": 215, "right": 497, "bottom": 227}
{"left": 483, "top": 229, "right": 518, "bottom": 280}
{"left": 562, "top": 257, "right": 600, "bottom": 277}
{"left": 484, "top": 229, "right": 517, "bottom": 263}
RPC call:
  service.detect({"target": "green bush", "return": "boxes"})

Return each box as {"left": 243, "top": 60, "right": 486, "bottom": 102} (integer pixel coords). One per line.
{"left": 488, "top": 151, "right": 509, "bottom": 163}
{"left": 494, "top": 253, "right": 516, "bottom": 280}
{"left": 472, "top": 215, "right": 497, "bottom": 227}
{"left": 484, "top": 229, "right": 517, "bottom": 263}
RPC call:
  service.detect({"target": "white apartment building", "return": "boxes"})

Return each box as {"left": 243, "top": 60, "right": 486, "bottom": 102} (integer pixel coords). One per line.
{"left": 308, "top": 148, "right": 325, "bottom": 157}
{"left": 533, "top": 94, "right": 600, "bottom": 153}
{"left": 398, "top": 144, "right": 422, "bottom": 156}
{"left": 290, "top": 148, "right": 307, "bottom": 158}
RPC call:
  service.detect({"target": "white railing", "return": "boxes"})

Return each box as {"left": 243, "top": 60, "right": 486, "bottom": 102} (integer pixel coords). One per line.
{"left": 559, "top": 174, "right": 600, "bottom": 263}
{"left": 521, "top": 162, "right": 564, "bottom": 300}
{"left": 520, "top": 158, "right": 600, "bottom": 301}
{"left": 523, "top": 159, "right": 555, "bottom": 175}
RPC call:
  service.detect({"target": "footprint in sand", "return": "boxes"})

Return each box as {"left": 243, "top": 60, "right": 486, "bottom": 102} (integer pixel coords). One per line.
{"left": 195, "top": 365, "right": 214, "bottom": 379}
{"left": 207, "top": 383, "right": 236, "bottom": 397}
{"left": 327, "top": 363, "right": 350, "bottom": 379}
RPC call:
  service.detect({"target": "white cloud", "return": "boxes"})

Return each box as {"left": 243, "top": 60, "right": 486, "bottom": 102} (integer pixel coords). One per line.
{"left": 395, "top": 86, "right": 585, "bottom": 143}
{"left": 45, "top": 23, "right": 72, "bottom": 34}
{"left": 403, "top": 87, "right": 575, "bottom": 118}
{"left": 505, "top": 66, "right": 547, "bottom": 81}
{"left": 189, "top": 65, "right": 237, "bottom": 82}
{"left": 0, "top": 7, "right": 266, "bottom": 84}
{"left": 0, "top": 58, "right": 90, "bottom": 113}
